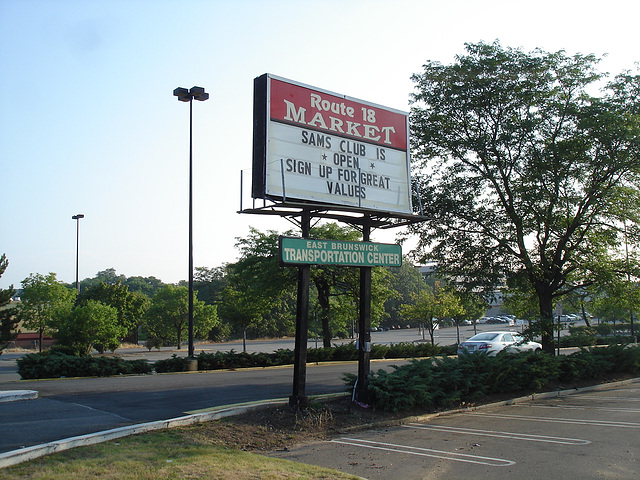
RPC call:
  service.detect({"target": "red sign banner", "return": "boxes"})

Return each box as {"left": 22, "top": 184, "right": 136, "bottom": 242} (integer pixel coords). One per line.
{"left": 269, "top": 78, "right": 408, "bottom": 151}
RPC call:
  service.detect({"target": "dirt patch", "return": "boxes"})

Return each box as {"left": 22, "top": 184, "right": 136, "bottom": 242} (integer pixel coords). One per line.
{"left": 182, "top": 396, "right": 411, "bottom": 452}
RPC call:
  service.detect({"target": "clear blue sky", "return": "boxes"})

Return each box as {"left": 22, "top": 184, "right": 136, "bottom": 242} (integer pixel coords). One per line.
{"left": 1, "top": 0, "right": 638, "bottom": 289}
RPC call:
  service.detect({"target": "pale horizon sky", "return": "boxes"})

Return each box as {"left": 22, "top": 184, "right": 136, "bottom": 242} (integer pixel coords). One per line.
{"left": 1, "top": 0, "right": 638, "bottom": 289}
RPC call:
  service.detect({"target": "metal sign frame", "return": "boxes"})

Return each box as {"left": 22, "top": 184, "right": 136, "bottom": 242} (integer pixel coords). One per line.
{"left": 244, "top": 74, "right": 429, "bottom": 409}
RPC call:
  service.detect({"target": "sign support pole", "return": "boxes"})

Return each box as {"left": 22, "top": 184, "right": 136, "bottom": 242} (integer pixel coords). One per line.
{"left": 355, "top": 214, "right": 372, "bottom": 405}
{"left": 290, "top": 210, "right": 311, "bottom": 408}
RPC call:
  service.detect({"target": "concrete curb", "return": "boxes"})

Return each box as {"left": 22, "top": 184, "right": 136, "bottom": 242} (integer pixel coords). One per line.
{"left": 0, "top": 390, "right": 38, "bottom": 403}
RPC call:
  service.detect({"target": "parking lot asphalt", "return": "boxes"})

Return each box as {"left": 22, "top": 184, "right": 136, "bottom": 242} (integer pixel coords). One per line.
{"left": 0, "top": 324, "right": 592, "bottom": 467}
{"left": 267, "top": 379, "right": 640, "bottom": 479}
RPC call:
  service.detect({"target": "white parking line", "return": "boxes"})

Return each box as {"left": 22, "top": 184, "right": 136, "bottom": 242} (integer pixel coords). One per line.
{"left": 468, "top": 412, "right": 640, "bottom": 428}
{"left": 404, "top": 424, "right": 590, "bottom": 445}
{"left": 527, "top": 403, "right": 640, "bottom": 413}
{"left": 575, "top": 395, "right": 640, "bottom": 402}
{"left": 331, "top": 437, "right": 515, "bottom": 467}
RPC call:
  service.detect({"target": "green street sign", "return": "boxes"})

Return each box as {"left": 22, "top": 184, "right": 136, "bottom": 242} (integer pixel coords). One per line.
{"left": 279, "top": 236, "right": 402, "bottom": 267}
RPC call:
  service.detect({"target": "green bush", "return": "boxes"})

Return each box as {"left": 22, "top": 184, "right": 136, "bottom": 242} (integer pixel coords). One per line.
{"left": 16, "top": 352, "right": 152, "bottom": 379}
{"left": 154, "top": 354, "right": 193, "bottom": 373}
{"left": 271, "top": 348, "right": 295, "bottom": 365}
{"left": 568, "top": 325, "right": 595, "bottom": 336}
{"left": 16, "top": 341, "right": 451, "bottom": 378}
{"left": 489, "top": 351, "right": 560, "bottom": 392}
{"left": 306, "top": 347, "right": 336, "bottom": 363}
{"left": 331, "top": 343, "right": 357, "bottom": 361}
{"left": 559, "top": 334, "right": 597, "bottom": 348}
{"left": 370, "top": 344, "right": 390, "bottom": 359}
{"left": 366, "top": 345, "right": 640, "bottom": 412}
{"left": 596, "top": 335, "right": 637, "bottom": 346}
{"left": 368, "top": 355, "right": 489, "bottom": 412}
{"left": 193, "top": 350, "right": 278, "bottom": 371}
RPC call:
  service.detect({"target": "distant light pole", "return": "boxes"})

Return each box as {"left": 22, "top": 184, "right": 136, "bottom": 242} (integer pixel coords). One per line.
{"left": 71, "top": 214, "right": 84, "bottom": 293}
{"left": 173, "top": 86, "right": 209, "bottom": 358}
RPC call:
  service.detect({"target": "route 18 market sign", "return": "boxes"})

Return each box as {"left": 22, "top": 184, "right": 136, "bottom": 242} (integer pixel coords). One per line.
{"left": 252, "top": 74, "right": 412, "bottom": 214}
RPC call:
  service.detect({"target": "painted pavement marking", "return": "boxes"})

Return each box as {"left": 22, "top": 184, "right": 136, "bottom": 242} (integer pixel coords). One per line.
{"left": 331, "top": 437, "right": 515, "bottom": 467}
{"left": 404, "top": 423, "right": 590, "bottom": 445}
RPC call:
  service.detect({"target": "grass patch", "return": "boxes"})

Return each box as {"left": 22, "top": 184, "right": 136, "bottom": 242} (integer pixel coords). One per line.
{"left": 1, "top": 429, "right": 359, "bottom": 480}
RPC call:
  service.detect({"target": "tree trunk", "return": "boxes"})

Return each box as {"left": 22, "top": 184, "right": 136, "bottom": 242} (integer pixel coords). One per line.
{"left": 242, "top": 328, "right": 247, "bottom": 353}
{"left": 581, "top": 303, "right": 591, "bottom": 327}
{"left": 428, "top": 318, "right": 436, "bottom": 345}
{"left": 535, "top": 286, "right": 556, "bottom": 355}
{"left": 315, "top": 278, "right": 332, "bottom": 348}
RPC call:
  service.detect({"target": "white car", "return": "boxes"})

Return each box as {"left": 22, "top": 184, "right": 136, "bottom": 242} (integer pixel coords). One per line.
{"left": 457, "top": 331, "right": 542, "bottom": 356}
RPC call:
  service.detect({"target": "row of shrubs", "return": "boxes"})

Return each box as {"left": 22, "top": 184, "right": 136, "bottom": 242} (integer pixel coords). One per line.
{"left": 17, "top": 352, "right": 152, "bottom": 380}
{"left": 151, "top": 342, "right": 450, "bottom": 373}
{"left": 17, "top": 342, "right": 449, "bottom": 379}
{"left": 358, "top": 344, "right": 640, "bottom": 412}
{"left": 16, "top": 340, "right": 640, "bottom": 381}
{"left": 559, "top": 334, "right": 638, "bottom": 348}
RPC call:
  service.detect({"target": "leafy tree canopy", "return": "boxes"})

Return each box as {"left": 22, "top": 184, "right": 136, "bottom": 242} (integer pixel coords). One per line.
{"left": 144, "top": 285, "right": 218, "bottom": 349}
{"left": 0, "top": 254, "right": 15, "bottom": 306}
{"left": 79, "top": 268, "right": 165, "bottom": 298}
{"left": 220, "top": 228, "right": 297, "bottom": 341}
{"left": 17, "top": 273, "right": 76, "bottom": 351}
{"left": 56, "top": 300, "right": 123, "bottom": 356}
{"left": 409, "top": 41, "right": 640, "bottom": 352}
{"left": 400, "top": 282, "right": 463, "bottom": 344}
{"left": 77, "top": 281, "right": 150, "bottom": 337}
{"left": 383, "top": 258, "right": 428, "bottom": 325}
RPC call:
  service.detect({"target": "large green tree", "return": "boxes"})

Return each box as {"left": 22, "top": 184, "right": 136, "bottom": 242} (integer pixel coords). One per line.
{"left": 77, "top": 281, "right": 150, "bottom": 342}
{"left": 400, "top": 282, "right": 463, "bottom": 344}
{"left": 79, "top": 268, "right": 126, "bottom": 291}
{"left": 218, "top": 285, "right": 271, "bottom": 351}
{"left": 144, "top": 285, "right": 218, "bottom": 349}
{"left": 221, "top": 228, "right": 297, "bottom": 343}
{"left": 17, "top": 273, "right": 76, "bottom": 352}
{"left": 78, "top": 269, "right": 165, "bottom": 298}
{"left": 123, "top": 275, "right": 164, "bottom": 298}
{"left": 193, "top": 266, "right": 228, "bottom": 306}
{"left": 56, "top": 300, "right": 124, "bottom": 355}
{"left": 221, "top": 224, "right": 395, "bottom": 347}
{"left": 409, "top": 41, "right": 640, "bottom": 353}
{"left": 451, "top": 290, "right": 487, "bottom": 342}
{"left": 383, "top": 259, "right": 428, "bottom": 326}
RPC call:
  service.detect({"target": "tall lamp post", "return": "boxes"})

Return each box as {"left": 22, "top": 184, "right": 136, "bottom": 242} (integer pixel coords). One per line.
{"left": 71, "top": 214, "right": 84, "bottom": 293}
{"left": 173, "top": 86, "right": 209, "bottom": 358}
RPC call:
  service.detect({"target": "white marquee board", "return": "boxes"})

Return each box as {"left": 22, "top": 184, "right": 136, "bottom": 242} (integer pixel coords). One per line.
{"left": 252, "top": 74, "right": 412, "bottom": 214}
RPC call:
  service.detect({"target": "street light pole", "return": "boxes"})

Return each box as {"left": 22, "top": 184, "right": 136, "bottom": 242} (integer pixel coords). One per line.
{"left": 71, "top": 214, "right": 84, "bottom": 293}
{"left": 173, "top": 86, "right": 209, "bottom": 358}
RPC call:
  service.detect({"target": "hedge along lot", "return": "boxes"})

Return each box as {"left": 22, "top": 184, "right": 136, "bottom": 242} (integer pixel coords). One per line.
{"left": 358, "top": 344, "right": 640, "bottom": 412}
{"left": 16, "top": 352, "right": 152, "bottom": 379}
{"left": 16, "top": 342, "right": 447, "bottom": 379}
